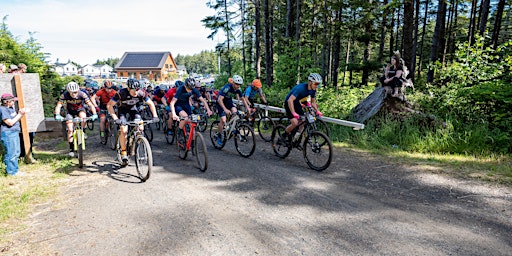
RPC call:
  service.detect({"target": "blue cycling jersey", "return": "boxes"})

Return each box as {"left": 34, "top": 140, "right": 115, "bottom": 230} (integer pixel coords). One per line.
{"left": 173, "top": 85, "right": 201, "bottom": 106}
{"left": 285, "top": 82, "right": 316, "bottom": 102}
{"left": 243, "top": 86, "right": 263, "bottom": 100}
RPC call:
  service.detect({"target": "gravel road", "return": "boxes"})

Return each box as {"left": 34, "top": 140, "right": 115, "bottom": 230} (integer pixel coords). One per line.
{"left": 4, "top": 126, "right": 512, "bottom": 255}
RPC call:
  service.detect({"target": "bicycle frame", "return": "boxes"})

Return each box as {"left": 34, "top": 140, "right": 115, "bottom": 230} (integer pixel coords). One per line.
{"left": 223, "top": 111, "right": 243, "bottom": 139}
{"left": 67, "top": 117, "right": 90, "bottom": 151}
{"left": 179, "top": 114, "right": 200, "bottom": 150}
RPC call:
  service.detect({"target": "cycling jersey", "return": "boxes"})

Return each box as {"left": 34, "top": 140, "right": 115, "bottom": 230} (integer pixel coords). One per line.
{"left": 111, "top": 88, "right": 149, "bottom": 112}
{"left": 218, "top": 83, "right": 242, "bottom": 100}
{"left": 94, "top": 88, "right": 117, "bottom": 108}
{"left": 173, "top": 86, "right": 201, "bottom": 106}
{"left": 243, "top": 86, "right": 263, "bottom": 101}
{"left": 164, "top": 87, "right": 177, "bottom": 104}
{"left": 285, "top": 82, "right": 316, "bottom": 103}
{"left": 58, "top": 91, "right": 91, "bottom": 113}
{"left": 152, "top": 90, "right": 166, "bottom": 104}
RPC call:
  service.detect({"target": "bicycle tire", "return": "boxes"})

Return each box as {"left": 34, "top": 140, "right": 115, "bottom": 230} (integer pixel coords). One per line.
{"left": 194, "top": 132, "right": 208, "bottom": 171}
{"left": 135, "top": 136, "right": 152, "bottom": 182}
{"left": 177, "top": 128, "right": 188, "bottom": 159}
{"left": 166, "top": 123, "right": 177, "bottom": 145}
{"left": 115, "top": 131, "right": 124, "bottom": 164}
{"left": 87, "top": 119, "right": 94, "bottom": 131}
{"left": 197, "top": 114, "right": 208, "bottom": 132}
{"left": 109, "top": 121, "right": 117, "bottom": 150}
{"left": 209, "top": 120, "right": 226, "bottom": 149}
{"left": 143, "top": 123, "right": 153, "bottom": 142}
{"left": 257, "top": 115, "right": 275, "bottom": 142}
{"left": 234, "top": 123, "right": 256, "bottom": 157}
{"left": 77, "top": 130, "right": 84, "bottom": 168}
{"left": 315, "top": 118, "right": 331, "bottom": 138}
{"left": 271, "top": 124, "right": 292, "bottom": 158}
{"left": 303, "top": 131, "right": 332, "bottom": 171}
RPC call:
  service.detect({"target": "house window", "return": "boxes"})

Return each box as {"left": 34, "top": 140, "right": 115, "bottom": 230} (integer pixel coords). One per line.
{"left": 66, "top": 67, "right": 69, "bottom": 71}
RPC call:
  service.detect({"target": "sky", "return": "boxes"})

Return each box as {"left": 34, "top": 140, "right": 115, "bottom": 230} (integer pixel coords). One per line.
{"left": 1, "top": 0, "right": 220, "bottom": 65}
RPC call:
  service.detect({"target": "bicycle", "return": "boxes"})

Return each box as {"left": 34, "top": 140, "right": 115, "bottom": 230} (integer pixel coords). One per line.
{"left": 243, "top": 104, "right": 275, "bottom": 142}
{"left": 192, "top": 102, "right": 209, "bottom": 132}
{"left": 65, "top": 116, "right": 92, "bottom": 168}
{"left": 278, "top": 103, "right": 330, "bottom": 138}
{"left": 114, "top": 119, "right": 154, "bottom": 181}
{"left": 165, "top": 117, "right": 179, "bottom": 145}
{"left": 209, "top": 110, "right": 256, "bottom": 157}
{"left": 271, "top": 110, "right": 332, "bottom": 171}
{"left": 137, "top": 104, "right": 154, "bottom": 142}
{"left": 176, "top": 114, "right": 208, "bottom": 172}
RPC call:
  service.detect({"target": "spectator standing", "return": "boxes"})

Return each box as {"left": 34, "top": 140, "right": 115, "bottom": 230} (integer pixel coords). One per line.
{"left": 0, "top": 93, "right": 27, "bottom": 176}
{"left": 0, "top": 63, "right": 6, "bottom": 73}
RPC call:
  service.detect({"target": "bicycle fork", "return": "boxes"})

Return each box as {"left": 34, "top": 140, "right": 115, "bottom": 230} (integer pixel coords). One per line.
{"left": 73, "top": 129, "right": 85, "bottom": 151}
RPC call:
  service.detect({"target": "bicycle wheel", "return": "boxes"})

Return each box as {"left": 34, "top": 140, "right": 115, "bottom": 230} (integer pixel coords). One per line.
{"left": 257, "top": 115, "right": 275, "bottom": 142}
{"left": 134, "top": 136, "right": 152, "bottom": 181}
{"left": 77, "top": 130, "right": 84, "bottom": 168}
{"left": 109, "top": 122, "right": 117, "bottom": 150}
{"left": 177, "top": 128, "right": 188, "bottom": 159}
{"left": 115, "top": 131, "right": 124, "bottom": 165}
{"left": 209, "top": 120, "right": 226, "bottom": 149}
{"left": 315, "top": 118, "right": 331, "bottom": 138}
{"left": 194, "top": 132, "right": 208, "bottom": 172}
{"left": 87, "top": 119, "right": 94, "bottom": 131}
{"left": 234, "top": 123, "right": 256, "bottom": 157}
{"left": 303, "top": 131, "right": 332, "bottom": 171}
{"left": 143, "top": 124, "right": 153, "bottom": 142}
{"left": 271, "top": 124, "right": 292, "bottom": 158}
{"left": 166, "top": 122, "right": 177, "bottom": 145}
{"left": 197, "top": 114, "right": 208, "bottom": 132}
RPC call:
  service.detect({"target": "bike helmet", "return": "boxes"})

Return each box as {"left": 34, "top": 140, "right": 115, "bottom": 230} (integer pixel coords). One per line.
{"left": 127, "top": 78, "right": 141, "bottom": 90}
{"left": 104, "top": 80, "right": 113, "bottom": 88}
{"left": 184, "top": 78, "right": 195, "bottom": 90}
{"left": 66, "top": 82, "right": 80, "bottom": 93}
{"left": 159, "top": 84, "right": 168, "bottom": 91}
{"left": 154, "top": 86, "right": 160, "bottom": 92}
{"left": 175, "top": 80, "right": 184, "bottom": 87}
{"left": 307, "top": 73, "right": 322, "bottom": 84}
{"left": 232, "top": 75, "right": 243, "bottom": 85}
{"left": 252, "top": 79, "right": 262, "bottom": 89}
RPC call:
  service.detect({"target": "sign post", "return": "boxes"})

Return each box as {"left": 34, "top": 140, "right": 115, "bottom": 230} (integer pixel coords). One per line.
{"left": 13, "top": 74, "right": 34, "bottom": 163}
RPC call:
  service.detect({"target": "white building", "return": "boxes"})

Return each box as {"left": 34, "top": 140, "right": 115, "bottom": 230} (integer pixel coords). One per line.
{"left": 54, "top": 62, "right": 79, "bottom": 76}
{"left": 81, "top": 64, "right": 113, "bottom": 78}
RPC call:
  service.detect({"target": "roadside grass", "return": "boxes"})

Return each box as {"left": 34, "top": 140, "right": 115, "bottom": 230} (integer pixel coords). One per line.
{"left": 334, "top": 141, "right": 512, "bottom": 185}
{"left": 0, "top": 144, "right": 75, "bottom": 244}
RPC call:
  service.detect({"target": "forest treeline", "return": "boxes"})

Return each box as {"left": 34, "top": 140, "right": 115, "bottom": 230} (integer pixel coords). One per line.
{"left": 2, "top": 0, "right": 512, "bottom": 157}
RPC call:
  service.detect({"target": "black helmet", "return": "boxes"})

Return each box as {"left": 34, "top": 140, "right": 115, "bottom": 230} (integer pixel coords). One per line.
{"left": 127, "top": 78, "right": 141, "bottom": 90}
{"left": 184, "top": 78, "right": 195, "bottom": 90}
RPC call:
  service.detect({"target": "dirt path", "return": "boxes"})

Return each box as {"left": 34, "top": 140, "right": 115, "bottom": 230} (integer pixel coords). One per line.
{"left": 3, "top": 128, "right": 512, "bottom": 255}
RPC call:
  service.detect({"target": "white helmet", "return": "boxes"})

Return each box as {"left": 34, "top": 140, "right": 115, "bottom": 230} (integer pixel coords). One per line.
{"left": 66, "top": 82, "right": 80, "bottom": 93}
{"left": 308, "top": 73, "right": 322, "bottom": 83}
{"left": 232, "top": 75, "right": 243, "bottom": 85}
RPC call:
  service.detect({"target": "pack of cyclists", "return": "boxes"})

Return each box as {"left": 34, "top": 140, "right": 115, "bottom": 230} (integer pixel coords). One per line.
{"left": 56, "top": 72, "right": 325, "bottom": 166}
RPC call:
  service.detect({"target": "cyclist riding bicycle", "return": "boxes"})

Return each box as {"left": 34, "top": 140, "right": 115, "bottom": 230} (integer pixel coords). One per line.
{"left": 280, "top": 73, "right": 323, "bottom": 142}
{"left": 170, "top": 78, "right": 212, "bottom": 138}
{"left": 107, "top": 78, "right": 159, "bottom": 165}
{"left": 215, "top": 75, "right": 244, "bottom": 146}
{"left": 162, "top": 80, "right": 181, "bottom": 135}
{"left": 91, "top": 80, "right": 117, "bottom": 143}
{"left": 54, "top": 82, "right": 98, "bottom": 157}
{"left": 242, "top": 78, "right": 268, "bottom": 121}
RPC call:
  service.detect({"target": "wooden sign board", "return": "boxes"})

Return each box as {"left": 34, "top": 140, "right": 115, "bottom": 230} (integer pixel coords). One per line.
{"left": 0, "top": 74, "right": 46, "bottom": 132}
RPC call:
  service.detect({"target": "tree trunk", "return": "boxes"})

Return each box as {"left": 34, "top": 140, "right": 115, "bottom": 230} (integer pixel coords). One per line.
{"left": 296, "top": 0, "right": 302, "bottom": 83}
{"left": 468, "top": 0, "right": 478, "bottom": 45}
{"left": 241, "top": 0, "right": 247, "bottom": 78}
{"left": 362, "top": 0, "right": 373, "bottom": 86}
{"left": 379, "top": 0, "right": 389, "bottom": 62}
{"left": 403, "top": 0, "right": 414, "bottom": 77}
{"left": 491, "top": 0, "right": 505, "bottom": 49}
{"left": 410, "top": 0, "right": 420, "bottom": 81}
{"left": 264, "top": 0, "right": 273, "bottom": 86}
{"left": 442, "top": 0, "right": 455, "bottom": 68}
{"left": 427, "top": 0, "right": 446, "bottom": 83}
{"left": 255, "top": 0, "right": 262, "bottom": 78}
{"left": 389, "top": 9, "right": 395, "bottom": 57}
{"left": 224, "top": 0, "right": 232, "bottom": 75}
{"left": 332, "top": 4, "right": 343, "bottom": 89}
{"left": 416, "top": 0, "right": 429, "bottom": 78}
{"left": 478, "top": 0, "right": 490, "bottom": 37}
